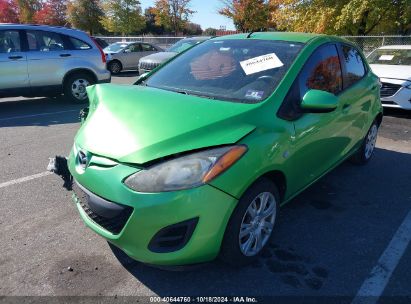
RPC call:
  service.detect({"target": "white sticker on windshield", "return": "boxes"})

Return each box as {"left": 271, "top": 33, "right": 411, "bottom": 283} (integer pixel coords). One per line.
{"left": 240, "top": 53, "right": 283, "bottom": 75}
{"left": 379, "top": 55, "right": 394, "bottom": 60}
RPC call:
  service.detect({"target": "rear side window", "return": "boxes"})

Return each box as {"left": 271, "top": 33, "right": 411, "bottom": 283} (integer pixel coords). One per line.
{"left": 68, "top": 37, "right": 91, "bottom": 50}
{"left": 0, "top": 30, "right": 21, "bottom": 53}
{"left": 341, "top": 45, "right": 366, "bottom": 87}
{"left": 278, "top": 44, "right": 342, "bottom": 120}
{"left": 27, "top": 30, "right": 66, "bottom": 52}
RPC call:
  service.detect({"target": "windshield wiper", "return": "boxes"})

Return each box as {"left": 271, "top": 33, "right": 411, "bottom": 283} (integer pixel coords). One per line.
{"left": 176, "top": 90, "right": 215, "bottom": 100}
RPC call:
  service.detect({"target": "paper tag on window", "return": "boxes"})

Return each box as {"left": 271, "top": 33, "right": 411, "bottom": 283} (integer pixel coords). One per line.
{"left": 379, "top": 55, "right": 394, "bottom": 60}
{"left": 240, "top": 53, "right": 283, "bottom": 75}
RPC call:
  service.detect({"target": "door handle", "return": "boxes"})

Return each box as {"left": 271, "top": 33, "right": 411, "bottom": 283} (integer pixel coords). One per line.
{"left": 8, "top": 55, "right": 23, "bottom": 60}
{"left": 60, "top": 53, "right": 71, "bottom": 57}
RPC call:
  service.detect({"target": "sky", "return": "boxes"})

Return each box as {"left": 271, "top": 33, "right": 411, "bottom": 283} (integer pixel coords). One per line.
{"left": 139, "top": 0, "right": 236, "bottom": 30}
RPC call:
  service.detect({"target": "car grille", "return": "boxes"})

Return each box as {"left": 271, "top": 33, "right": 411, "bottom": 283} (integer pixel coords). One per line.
{"left": 73, "top": 182, "right": 133, "bottom": 235}
{"left": 380, "top": 82, "right": 402, "bottom": 97}
{"left": 139, "top": 61, "right": 160, "bottom": 71}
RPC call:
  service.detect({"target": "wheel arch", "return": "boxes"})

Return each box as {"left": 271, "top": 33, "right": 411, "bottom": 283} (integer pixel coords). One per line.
{"left": 259, "top": 170, "right": 287, "bottom": 202}
{"left": 62, "top": 68, "right": 98, "bottom": 88}
{"left": 375, "top": 111, "right": 383, "bottom": 127}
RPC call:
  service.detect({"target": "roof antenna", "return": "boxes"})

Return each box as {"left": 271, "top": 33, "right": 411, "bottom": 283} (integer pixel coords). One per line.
{"left": 246, "top": 31, "right": 254, "bottom": 38}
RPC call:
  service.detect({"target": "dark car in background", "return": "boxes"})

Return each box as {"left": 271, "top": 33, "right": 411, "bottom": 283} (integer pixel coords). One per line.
{"left": 138, "top": 36, "right": 211, "bottom": 75}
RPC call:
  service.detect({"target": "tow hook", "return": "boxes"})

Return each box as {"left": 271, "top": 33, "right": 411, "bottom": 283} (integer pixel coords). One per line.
{"left": 47, "top": 156, "right": 73, "bottom": 190}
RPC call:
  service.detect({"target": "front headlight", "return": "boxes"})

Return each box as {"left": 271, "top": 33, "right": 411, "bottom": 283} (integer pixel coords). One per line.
{"left": 124, "top": 145, "right": 247, "bottom": 192}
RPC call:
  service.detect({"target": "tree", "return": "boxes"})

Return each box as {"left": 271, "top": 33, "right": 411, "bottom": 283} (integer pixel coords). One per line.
{"left": 143, "top": 7, "right": 165, "bottom": 35}
{"left": 183, "top": 22, "right": 202, "bottom": 35}
{"left": 101, "top": 0, "right": 145, "bottom": 35}
{"left": 34, "top": 0, "right": 67, "bottom": 26}
{"left": 218, "top": 0, "right": 270, "bottom": 32}
{"left": 203, "top": 27, "right": 217, "bottom": 36}
{"left": 0, "top": 0, "right": 19, "bottom": 23}
{"left": 16, "top": 0, "right": 41, "bottom": 23}
{"left": 269, "top": 0, "right": 411, "bottom": 35}
{"left": 152, "top": 0, "right": 194, "bottom": 36}
{"left": 67, "top": 0, "right": 104, "bottom": 35}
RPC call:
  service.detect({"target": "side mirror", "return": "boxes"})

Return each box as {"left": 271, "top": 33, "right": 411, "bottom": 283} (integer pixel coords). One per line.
{"left": 301, "top": 89, "right": 338, "bottom": 112}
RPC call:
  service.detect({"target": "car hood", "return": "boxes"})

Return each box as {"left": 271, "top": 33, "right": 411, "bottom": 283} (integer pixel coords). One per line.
{"left": 139, "top": 52, "right": 177, "bottom": 64}
{"left": 78, "top": 84, "right": 256, "bottom": 164}
{"left": 369, "top": 64, "right": 411, "bottom": 81}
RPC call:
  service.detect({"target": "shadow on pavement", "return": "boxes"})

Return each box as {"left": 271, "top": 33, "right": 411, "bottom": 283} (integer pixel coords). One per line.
{"left": 113, "top": 71, "right": 140, "bottom": 78}
{"left": 0, "top": 97, "right": 83, "bottom": 128}
{"left": 109, "top": 147, "right": 411, "bottom": 297}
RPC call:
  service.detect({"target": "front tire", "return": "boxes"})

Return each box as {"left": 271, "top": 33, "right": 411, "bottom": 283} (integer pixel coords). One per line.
{"left": 63, "top": 73, "right": 94, "bottom": 103}
{"left": 220, "top": 178, "right": 279, "bottom": 266}
{"left": 350, "top": 121, "right": 379, "bottom": 165}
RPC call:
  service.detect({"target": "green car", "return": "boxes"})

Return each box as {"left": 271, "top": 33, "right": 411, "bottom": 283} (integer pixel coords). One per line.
{"left": 68, "top": 32, "right": 382, "bottom": 266}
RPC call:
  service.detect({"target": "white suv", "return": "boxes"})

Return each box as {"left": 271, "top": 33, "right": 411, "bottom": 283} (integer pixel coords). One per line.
{"left": 367, "top": 45, "right": 411, "bottom": 110}
{"left": 0, "top": 24, "right": 111, "bottom": 103}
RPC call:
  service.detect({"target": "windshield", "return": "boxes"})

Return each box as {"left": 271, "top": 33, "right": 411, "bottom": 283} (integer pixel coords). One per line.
{"left": 167, "top": 39, "right": 202, "bottom": 53}
{"left": 104, "top": 43, "right": 129, "bottom": 53}
{"left": 368, "top": 49, "right": 411, "bottom": 65}
{"left": 145, "top": 39, "right": 304, "bottom": 103}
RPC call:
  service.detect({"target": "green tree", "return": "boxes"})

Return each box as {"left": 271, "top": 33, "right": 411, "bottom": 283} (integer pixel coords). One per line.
{"left": 152, "top": 0, "right": 194, "bottom": 36}
{"left": 270, "top": 0, "right": 411, "bottom": 35}
{"left": 219, "top": 0, "right": 271, "bottom": 32}
{"left": 67, "top": 0, "right": 104, "bottom": 35}
{"left": 143, "top": 7, "right": 165, "bottom": 34}
{"left": 183, "top": 22, "right": 202, "bottom": 35}
{"left": 101, "top": 0, "right": 145, "bottom": 35}
{"left": 203, "top": 27, "right": 217, "bottom": 36}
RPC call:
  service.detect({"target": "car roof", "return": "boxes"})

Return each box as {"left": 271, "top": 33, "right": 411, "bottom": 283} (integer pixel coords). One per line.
{"left": 214, "top": 31, "right": 323, "bottom": 43}
{"left": 0, "top": 23, "right": 91, "bottom": 41}
{"left": 378, "top": 45, "right": 411, "bottom": 50}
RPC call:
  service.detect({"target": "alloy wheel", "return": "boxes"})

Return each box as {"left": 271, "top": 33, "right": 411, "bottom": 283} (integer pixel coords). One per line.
{"left": 365, "top": 124, "right": 378, "bottom": 159}
{"left": 239, "top": 192, "right": 277, "bottom": 256}
{"left": 71, "top": 78, "right": 90, "bottom": 101}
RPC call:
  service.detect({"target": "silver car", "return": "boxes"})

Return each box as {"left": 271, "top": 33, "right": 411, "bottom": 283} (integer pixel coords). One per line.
{"left": 138, "top": 36, "right": 211, "bottom": 75}
{"left": 104, "top": 42, "right": 162, "bottom": 74}
{"left": 0, "top": 24, "right": 111, "bottom": 103}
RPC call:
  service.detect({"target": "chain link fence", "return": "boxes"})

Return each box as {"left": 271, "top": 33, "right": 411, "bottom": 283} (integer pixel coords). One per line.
{"left": 341, "top": 35, "right": 411, "bottom": 56}
{"left": 96, "top": 35, "right": 411, "bottom": 55}
{"left": 96, "top": 36, "right": 185, "bottom": 50}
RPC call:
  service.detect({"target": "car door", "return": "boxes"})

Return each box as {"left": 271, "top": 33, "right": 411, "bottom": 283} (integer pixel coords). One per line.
{"left": 25, "top": 30, "right": 70, "bottom": 88}
{"left": 280, "top": 43, "right": 352, "bottom": 193}
{"left": 338, "top": 43, "right": 378, "bottom": 145}
{"left": 0, "top": 29, "right": 29, "bottom": 91}
{"left": 122, "top": 43, "right": 142, "bottom": 69}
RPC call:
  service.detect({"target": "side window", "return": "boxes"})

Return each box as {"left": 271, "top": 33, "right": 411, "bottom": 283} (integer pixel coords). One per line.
{"left": 341, "top": 45, "right": 366, "bottom": 88}
{"left": 27, "top": 30, "right": 66, "bottom": 52}
{"left": 277, "top": 44, "right": 342, "bottom": 121}
{"left": 128, "top": 44, "right": 142, "bottom": 52}
{"left": 299, "top": 44, "right": 342, "bottom": 96}
{"left": 141, "top": 43, "right": 155, "bottom": 51}
{"left": 68, "top": 37, "right": 91, "bottom": 50}
{"left": 0, "top": 30, "right": 21, "bottom": 53}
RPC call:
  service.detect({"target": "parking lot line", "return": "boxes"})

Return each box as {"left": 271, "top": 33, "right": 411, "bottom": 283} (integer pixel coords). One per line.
{"left": 0, "top": 109, "right": 79, "bottom": 122}
{"left": 0, "top": 171, "right": 53, "bottom": 189}
{"left": 352, "top": 209, "right": 411, "bottom": 304}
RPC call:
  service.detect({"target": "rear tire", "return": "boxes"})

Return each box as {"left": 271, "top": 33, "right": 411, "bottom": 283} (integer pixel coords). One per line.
{"left": 350, "top": 121, "right": 379, "bottom": 165}
{"left": 108, "top": 60, "right": 122, "bottom": 74}
{"left": 63, "top": 73, "right": 94, "bottom": 103}
{"left": 220, "top": 178, "right": 279, "bottom": 266}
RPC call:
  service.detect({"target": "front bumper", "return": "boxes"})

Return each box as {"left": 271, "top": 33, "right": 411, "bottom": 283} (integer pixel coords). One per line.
{"left": 68, "top": 150, "right": 238, "bottom": 265}
{"left": 380, "top": 78, "right": 411, "bottom": 110}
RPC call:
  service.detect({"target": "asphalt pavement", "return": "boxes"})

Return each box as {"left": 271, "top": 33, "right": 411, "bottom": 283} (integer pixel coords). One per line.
{"left": 0, "top": 73, "right": 410, "bottom": 303}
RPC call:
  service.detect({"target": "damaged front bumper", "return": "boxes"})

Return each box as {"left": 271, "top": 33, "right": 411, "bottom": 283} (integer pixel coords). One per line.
{"left": 50, "top": 151, "right": 238, "bottom": 266}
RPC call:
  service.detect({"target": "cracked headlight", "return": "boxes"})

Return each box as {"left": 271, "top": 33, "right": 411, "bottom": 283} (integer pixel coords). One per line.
{"left": 124, "top": 145, "right": 247, "bottom": 192}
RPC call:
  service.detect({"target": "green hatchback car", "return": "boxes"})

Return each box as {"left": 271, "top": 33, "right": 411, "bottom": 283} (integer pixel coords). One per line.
{"left": 68, "top": 32, "right": 382, "bottom": 266}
